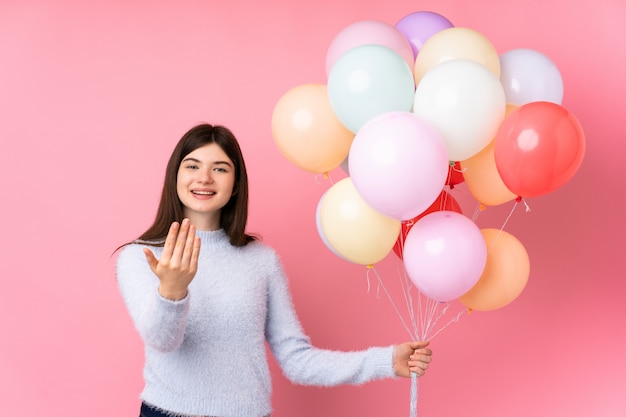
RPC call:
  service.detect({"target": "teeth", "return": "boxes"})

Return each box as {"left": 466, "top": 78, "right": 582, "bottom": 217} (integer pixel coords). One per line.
{"left": 192, "top": 191, "right": 215, "bottom": 195}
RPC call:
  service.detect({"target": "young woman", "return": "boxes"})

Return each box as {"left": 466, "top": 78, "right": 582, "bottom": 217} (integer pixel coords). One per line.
{"left": 116, "top": 123, "right": 432, "bottom": 417}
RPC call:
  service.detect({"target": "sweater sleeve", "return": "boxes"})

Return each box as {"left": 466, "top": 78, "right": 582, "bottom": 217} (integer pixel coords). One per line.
{"left": 264, "top": 251, "right": 397, "bottom": 386}
{"left": 116, "top": 244, "right": 190, "bottom": 353}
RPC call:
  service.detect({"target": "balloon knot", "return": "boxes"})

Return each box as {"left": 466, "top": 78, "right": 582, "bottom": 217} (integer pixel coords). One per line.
{"left": 479, "top": 204, "right": 486, "bottom": 211}
{"left": 515, "top": 196, "right": 523, "bottom": 203}
{"left": 323, "top": 172, "right": 329, "bottom": 179}
{"left": 366, "top": 264, "right": 374, "bottom": 269}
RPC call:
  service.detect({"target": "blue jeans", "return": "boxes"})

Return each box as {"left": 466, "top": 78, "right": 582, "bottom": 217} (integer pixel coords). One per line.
{"left": 140, "top": 402, "right": 177, "bottom": 417}
{"left": 139, "top": 402, "right": 270, "bottom": 417}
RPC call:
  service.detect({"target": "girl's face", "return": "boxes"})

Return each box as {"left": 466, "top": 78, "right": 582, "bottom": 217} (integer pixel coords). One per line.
{"left": 176, "top": 143, "right": 235, "bottom": 230}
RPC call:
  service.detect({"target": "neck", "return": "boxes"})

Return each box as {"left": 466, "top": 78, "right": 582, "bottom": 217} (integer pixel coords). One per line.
{"left": 186, "top": 211, "right": 221, "bottom": 231}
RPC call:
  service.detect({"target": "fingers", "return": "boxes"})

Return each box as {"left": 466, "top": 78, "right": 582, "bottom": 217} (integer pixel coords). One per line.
{"left": 160, "top": 221, "right": 181, "bottom": 262}
{"left": 406, "top": 341, "right": 432, "bottom": 377}
{"left": 159, "top": 219, "right": 198, "bottom": 270}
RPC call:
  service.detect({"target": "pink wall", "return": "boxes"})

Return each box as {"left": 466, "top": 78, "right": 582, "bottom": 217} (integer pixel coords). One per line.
{"left": 1, "top": 1, "right": 624, "bottom": 416}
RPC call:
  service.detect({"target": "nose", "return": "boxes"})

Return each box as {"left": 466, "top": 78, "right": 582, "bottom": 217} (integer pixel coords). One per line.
{"left": 198, "top": 168, "right": 214, "bottom": 183}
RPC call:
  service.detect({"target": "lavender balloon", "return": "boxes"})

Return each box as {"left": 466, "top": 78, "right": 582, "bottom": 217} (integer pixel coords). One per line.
{"left": 395, "top": 11, "right": 454, "bottom": 58}
{"left": 348, "top": 111, "right": 449, "bottom": 221}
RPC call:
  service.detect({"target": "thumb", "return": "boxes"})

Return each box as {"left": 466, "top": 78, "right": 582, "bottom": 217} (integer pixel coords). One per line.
{"left": 143, "top": 248, "right": 159, "bottom": 273}
{"left": 410, "top": 340, "right": 430, "bottom": 350}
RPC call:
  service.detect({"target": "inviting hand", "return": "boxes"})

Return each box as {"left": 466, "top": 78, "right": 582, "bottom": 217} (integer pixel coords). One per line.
{"left": 144, "top": 219, "right": 201, "bottom": 300}
{"left": 392, "top": 340, "right": 432, "bottom": 377}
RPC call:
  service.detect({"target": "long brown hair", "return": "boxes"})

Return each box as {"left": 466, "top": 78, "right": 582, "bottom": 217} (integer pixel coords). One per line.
{"left": 121, "top": 123, "right": 257, "bottom": 249}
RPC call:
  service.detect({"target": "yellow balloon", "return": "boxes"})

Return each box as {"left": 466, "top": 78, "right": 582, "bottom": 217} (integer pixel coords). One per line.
{"left": 459, "top": 228, "right": 530, "bottom": 311}
{"left": 414, "top": 27, "right": 500, "bottom": 85}
{"left": 320, "top": 178, "right": 400, "bottom": 266}
{"left": 460, "top": 104, "right": 518, "bottom": 206}
{"left": 271, "top": 83, "right": 354, "bottom": 174}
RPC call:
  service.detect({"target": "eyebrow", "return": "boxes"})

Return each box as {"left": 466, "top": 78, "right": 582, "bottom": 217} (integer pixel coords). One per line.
{"left": 181, "top": 157, "right": 233, "bottom": 167}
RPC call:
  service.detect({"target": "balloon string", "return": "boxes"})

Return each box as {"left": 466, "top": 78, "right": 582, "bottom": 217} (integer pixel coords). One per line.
{"left": 314, "top": 172, "right": 335, "bottom": 185}
{"left": 369, "top": 267, "right": 415, "bottom": 339}
{"left": 427, "top": 307, "right": 469, "bottom": 341}
{"left": 397, "top": 261, "right": 419, "bottom": 337}
{"left": 471, "top": 203, "right": 482, "bottom": 222}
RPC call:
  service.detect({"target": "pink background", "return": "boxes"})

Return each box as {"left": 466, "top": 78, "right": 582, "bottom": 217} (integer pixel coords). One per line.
{"left": 1, "top": 1, "right": 624, "bottom": 416}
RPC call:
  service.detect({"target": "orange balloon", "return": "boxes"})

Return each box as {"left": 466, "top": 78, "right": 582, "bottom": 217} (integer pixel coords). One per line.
{"left": 459, "top": 228, "right": 529, "bottom": 311}
{"left": 320, "top": 178, "right": 400, "bottom": 266}
{"left": 271, "top": 83, "right": 354, "bottom": 174}
{"left": 460, "top": 104, "right": 518, "bottom": 206}
{"left": 414, "top": 27, "right": 500, "bottom": 85}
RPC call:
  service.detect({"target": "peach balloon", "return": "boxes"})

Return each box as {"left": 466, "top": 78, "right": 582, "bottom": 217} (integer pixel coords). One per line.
{"left": 459, "top": 228, "right": 530, "bottom": 311}
{"left": 319, "top": 178, "right": 400, "bottom": 266}
{"left": 413, "top": 27, "right": 500, "bottom": 85}
{"left": 461, "top": 104, "right": 519, "bottom": 206}
{"left": 271, "top": 83, "right": 354, "bottom": 174}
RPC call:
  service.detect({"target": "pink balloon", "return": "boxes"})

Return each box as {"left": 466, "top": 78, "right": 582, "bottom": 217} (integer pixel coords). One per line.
{"left": 325, "top": 20, "right": 414, "bottom": 78}
{"left": 403, "top": 211, "right": 487, "bottom": 302}
{"left": 395, "top": 11, "right": 454, "bottom": 57}
{"left": 348, "top": 111, "right": 449, "bottom": 221}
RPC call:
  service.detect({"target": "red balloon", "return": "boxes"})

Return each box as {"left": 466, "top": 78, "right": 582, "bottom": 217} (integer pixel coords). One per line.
{"left": 494, "top": 101, "right": 585, "bottom": 198}
{"left": 446, "top": 161, "right": 465, "bottom": 187}
{"left": 393, "top": 190, "right": 462, "bottom": 259}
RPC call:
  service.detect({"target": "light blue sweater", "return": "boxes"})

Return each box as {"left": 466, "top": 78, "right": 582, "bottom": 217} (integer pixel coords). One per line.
{"left": 117, "top": 229, "right": 396, "bottom": 417}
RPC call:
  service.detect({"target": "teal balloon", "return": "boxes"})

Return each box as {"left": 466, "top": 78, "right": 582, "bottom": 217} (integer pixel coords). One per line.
{"left": 328, "top": 44, "right": 415, "bottom": 133}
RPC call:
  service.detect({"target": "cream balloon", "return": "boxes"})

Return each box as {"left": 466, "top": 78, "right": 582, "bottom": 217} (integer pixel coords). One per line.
{"left": 319, "top": 178, "right": 400, "bottom": 266}
{"left": 414, "top": 27, "right": 500, "bottom": 85}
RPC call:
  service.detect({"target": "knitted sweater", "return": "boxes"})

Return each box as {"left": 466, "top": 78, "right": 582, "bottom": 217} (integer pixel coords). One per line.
{"left": 117, "top": 229, "right": 396, "bottom": 417}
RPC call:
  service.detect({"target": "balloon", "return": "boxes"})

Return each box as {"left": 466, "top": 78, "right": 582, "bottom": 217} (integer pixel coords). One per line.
{"left": 446, "top": 161, "right": 465, "bottom": 187}
{"left": 319, "top": 178, "right": 400, "bottom": 266}
{"left": 403, "top": 211, "right": 487, "bottom": 302}
{"left": 271, "top": 83, "right": 354, "bottom": 174}
{"left": 494, "top": 101, "right": 586, "bottom": 197}
{"left": 500, "top": 48, "right": 563, "bottom": 105}
{"left": 459, "top": 228, "right": 530, "bottom": 311}
{"left": 460, "top": 104, "right": 519, "bottom": 206}
{"left": 348, "top": 111, "right": 449, "bottom": 220}
{"left": 393, "top": 191, "right": 462, "bottom": 259}
{"left": 327, "top": 45, "right": 415, "bottom": 133}
{"left": 413, "top": 59, "right": 506, "bottom": 161}
{"left": 395, "top": 11, "right": 454, "bottom": 58}
{"left": 325, "top": 20, "right": 414, "bottom": 78}
{"left": 413, "top": 27, "right": 500, "bottom": 85}
{"left": 315, "top": 190, "right": 350, "bottom": 262}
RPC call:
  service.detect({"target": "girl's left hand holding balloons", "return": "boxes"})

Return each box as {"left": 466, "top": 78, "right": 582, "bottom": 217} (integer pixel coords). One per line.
{"left": 393, "top": 340, "right": 432, "bottom": 377}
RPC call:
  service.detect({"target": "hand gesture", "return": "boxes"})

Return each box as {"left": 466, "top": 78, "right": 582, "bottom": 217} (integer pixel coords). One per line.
{"left": 393, "top": 340, "right": 432, "bottom": 377}
{"left": 143, "top": 219, "right": 201, "bottom": 301}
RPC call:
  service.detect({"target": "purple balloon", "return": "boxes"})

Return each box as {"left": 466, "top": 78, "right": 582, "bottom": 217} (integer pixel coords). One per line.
{"left": 395, "top": 11, "right": 454, "bottom": 58}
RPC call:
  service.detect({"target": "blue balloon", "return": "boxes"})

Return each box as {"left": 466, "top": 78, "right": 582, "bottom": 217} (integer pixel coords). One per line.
{"left": 327, "top": 44, "right": 415, "bottom": 133}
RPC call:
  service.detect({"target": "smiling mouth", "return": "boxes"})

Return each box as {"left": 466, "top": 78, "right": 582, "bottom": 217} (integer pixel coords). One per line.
{"left": 192, "top": 191, "right": 216, "bottom": 196}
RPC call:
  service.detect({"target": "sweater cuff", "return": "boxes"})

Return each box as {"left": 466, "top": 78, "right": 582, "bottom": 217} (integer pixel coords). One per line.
{"left": 369, "top": 345, "right": 398, "bottom": 379}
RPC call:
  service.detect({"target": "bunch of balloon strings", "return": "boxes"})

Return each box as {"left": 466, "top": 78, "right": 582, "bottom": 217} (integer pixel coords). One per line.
{"left": 365, "top": 259, "right": 465, "bottom": 417}
{"left": 365, "top": 198, "right": 529, "bottom": 417}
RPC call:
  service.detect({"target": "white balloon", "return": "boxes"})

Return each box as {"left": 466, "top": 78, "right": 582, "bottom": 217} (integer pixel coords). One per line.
{"left": 499, "top": 48, "right": 563, "bottom": 105}
{"left": 413, "top": 59, "right": 506, "bottom": 162}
